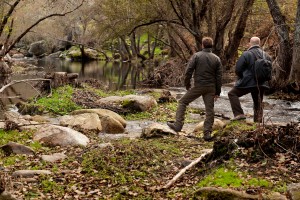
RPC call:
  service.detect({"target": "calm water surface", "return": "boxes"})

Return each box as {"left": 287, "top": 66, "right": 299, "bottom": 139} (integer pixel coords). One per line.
{"left": 35, "top": 58, "right": 152, "bottom": 90}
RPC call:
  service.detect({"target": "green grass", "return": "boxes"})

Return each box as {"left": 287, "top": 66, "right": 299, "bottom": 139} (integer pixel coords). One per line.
{"left": 31, "top": 85, "right": 82, "bottom": 115}
{"left": 94, "top": 88, "right": 136, "bottom": 98}
{"left": 0, "top": 129, "right": 36, "bottom": 146}
{"left": 197, "top": 166, "right": 273, "bottom": 189}
{"left": 1, "top": 155, "right": 26, "bottom": 166}
{"left": 222, "top": 121, "right": 257, "bottom": 136}
{"left": 198, "top": 167, "right": 244, "bottom": 188}
{"left": 81, "top": 138, "right": 193, "bottom": 198}
{"left": 41, "top": 178, "right": 64, "bottom": 194}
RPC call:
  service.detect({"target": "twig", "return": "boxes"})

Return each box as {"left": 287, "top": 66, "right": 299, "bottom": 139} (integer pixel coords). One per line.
{"left": 159, "top": 149, "right": 212, "bottom": 190}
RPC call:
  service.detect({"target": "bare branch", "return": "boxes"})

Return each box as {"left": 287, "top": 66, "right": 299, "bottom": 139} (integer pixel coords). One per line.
{"left": 4, "top": 0, "right": 85, "bottom": 55}
{"left": 129, "top": 19, "right": 181, "bottom": 35}
{"left": 159, "top": 149, "right": 212, "bottom": 190}
{"left": 0, "top": 0, "right": 21, "bottom": 36}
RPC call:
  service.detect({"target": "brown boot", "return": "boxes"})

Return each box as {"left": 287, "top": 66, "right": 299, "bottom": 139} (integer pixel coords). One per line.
{"left": 167, "top": 121, "right": 182, "bottom": 132}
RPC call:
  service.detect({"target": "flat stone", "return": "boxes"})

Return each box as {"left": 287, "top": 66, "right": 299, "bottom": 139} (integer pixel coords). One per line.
{"left": 12, "top": 170, "right": 52, "bottom": 178}
{"left": 41, "top": 153, "right": 66, "bottom": 162}
{"left": 141, "top": 123, "right": 176, "bottom": 138}
{"left": 0, "top": 142, "right": 35, "bottom": 156}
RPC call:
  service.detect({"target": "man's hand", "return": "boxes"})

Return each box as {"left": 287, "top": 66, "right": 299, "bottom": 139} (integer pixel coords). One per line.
{"left": 214, "top": 95, "right": 219, "bottom": 102}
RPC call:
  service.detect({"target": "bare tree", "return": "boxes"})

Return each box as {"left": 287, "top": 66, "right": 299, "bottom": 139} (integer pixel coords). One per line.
{"left": 289, "top": 0, "right": 300, "bottom": 90}
{"left": 224, "top": 0, "right": 255, "bottom": 69}
{"left": 266, "top": 0, "right": 293, "bottom": 87}
{"left": 0, "top": 0, "right": 84, "bottom": 60}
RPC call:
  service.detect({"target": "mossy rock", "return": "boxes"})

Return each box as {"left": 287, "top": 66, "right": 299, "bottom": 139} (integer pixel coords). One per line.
{"left": 16, "top": 102, "right": 44, "bottom": 115}
{"left": 193, "top": 187, "right": 259, "bottom": 200}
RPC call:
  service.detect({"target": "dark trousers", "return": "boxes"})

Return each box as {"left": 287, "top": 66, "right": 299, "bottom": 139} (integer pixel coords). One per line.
{"left": 175, "top": 86, "right": 215, "bottom": 132}
{"left": 228, "top": 86, "right": 265, "bottom": 122}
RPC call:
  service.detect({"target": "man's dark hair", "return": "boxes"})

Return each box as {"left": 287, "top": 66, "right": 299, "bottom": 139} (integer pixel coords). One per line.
{"left": 202, "top": 37, "right": 213, "bottom": 48}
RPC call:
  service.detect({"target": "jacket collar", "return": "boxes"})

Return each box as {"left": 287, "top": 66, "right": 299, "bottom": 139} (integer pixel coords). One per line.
{"left": 247, "top": 45, "right": 260, "bottom": 51}
{"left": 202, "top": 48, "right": 212, "bottom": 52}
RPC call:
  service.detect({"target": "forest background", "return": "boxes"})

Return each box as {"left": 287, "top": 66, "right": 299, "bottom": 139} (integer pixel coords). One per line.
{"left": 0, "top": 0, "right": 300, "bottom": 90}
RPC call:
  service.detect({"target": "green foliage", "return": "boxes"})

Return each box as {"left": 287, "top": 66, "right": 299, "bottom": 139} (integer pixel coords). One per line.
{"left": 25, "top": 191, "right": 40, "bottom": 198}
{"left": 198, "top": 166, "right": 273, "bottom": 190}
{"left": 124, "top": 110, "right": 153, "bottom": 120}
{"left": 222, "top": 121, "right": 256, "bottom": 136}
{"left": 198, "top": 167, "right": 243, "bottom": 188}
{"left": 273, "top": 182, "right": 287, "bottom": 193}
{"left": 0, "top": 129, "right": 35, "bottom": 146}
{"left": 41, "top": 178, "right": 64, "bottom": 194}
{"left": 1, "top": 155, "right": 26, "bottom": 166}
{"left": 95, "top": 88, "right": 136, "bottom": 98}
{"left": 248, "top": 177, "right": 271, "bottom": 187}
{"left": 32, "top": 85, "right": 82, "bottom": 115}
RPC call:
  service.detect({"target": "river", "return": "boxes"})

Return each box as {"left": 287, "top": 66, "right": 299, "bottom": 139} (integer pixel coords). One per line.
{"left": 25, "top": 57, "right": 152, "bottom": 90}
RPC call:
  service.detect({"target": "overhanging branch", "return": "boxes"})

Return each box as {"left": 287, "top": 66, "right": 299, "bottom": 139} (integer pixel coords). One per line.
{"left": 4, "top": 0, "right": 85, "bottom": 55}
{"left": 129, "top": 19, "right": 181, "bottom": 35}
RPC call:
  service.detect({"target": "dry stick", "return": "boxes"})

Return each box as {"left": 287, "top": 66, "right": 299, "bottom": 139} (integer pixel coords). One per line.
{"left": 161, "top": 149, "right": 213, "bottom": 190}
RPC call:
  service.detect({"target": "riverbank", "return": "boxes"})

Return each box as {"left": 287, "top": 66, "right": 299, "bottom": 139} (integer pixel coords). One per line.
{"left": 0, "top": 83, "right": 299, "bottom": 199}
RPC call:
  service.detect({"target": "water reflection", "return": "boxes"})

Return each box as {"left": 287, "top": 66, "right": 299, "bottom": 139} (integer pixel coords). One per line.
{"left": 38, "top": 58, "right": 151, "bottom": 90}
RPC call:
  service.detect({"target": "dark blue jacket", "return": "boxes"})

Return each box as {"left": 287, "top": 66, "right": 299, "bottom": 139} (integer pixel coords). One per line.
{"left": 235, "top": 46, "right": 272, "bottom": 88}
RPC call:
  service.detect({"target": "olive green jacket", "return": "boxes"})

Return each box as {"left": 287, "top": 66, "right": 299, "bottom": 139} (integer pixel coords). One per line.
{"left": 184, "top": 48, "right": 222, "bottom": 95}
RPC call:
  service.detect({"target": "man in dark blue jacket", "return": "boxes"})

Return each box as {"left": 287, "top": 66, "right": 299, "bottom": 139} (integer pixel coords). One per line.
{"left": 228, "top": 37, "right": 272, "bottom": 122}
{"left": 167, "top": 37, "right": 222, "bottom": 141}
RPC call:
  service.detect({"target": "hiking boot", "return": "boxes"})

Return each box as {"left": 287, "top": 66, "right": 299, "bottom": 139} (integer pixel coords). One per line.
{"left": 167, "top": 121, "right": 182, "bottom": 132}
{"left": 230, "top": 114, "right": 246, "bottom": 121}
{"left": 203, "top": 131, "right": 212, "bottom": 141}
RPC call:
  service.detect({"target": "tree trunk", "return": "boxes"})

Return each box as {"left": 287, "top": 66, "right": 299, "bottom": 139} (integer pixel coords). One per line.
{"left": 213, "top": 0, "right": 236, "bottom": 59}
{"left": 289, "top": 0, "right": 300, "bottom": 90}
{"left": 266, "top": 0, "right": 292, "bottom": 87}
{"left": 80, "top": 45, "right": 85, "bottom": 61}
{"left": 130, "top": 32, "right": 147, "bottom": 60}
{"left": 224, "top": 0, "right": 255, "bottom": 70}
{"left": 119, "top": 36, "right": 132, "bottom": 61}
{"left": 130, "top": 33, "right": 138, "bottom": 58}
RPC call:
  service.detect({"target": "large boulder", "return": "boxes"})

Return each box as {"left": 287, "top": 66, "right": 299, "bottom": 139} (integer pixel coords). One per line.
{"left": 63, "top": 46, "right": 100, "bottom": 60}
{"left": 97, "top": 95, "right": 157, "bottom": 112}
{"left": 59, "top": 113, "right": 102, "bottom": 134}
{"left": 194, "top": 119, "right": 226, "bottom": 133}
{"left": 28, "top": 40, "right": 50, "bottom": 57}
{"left": 72, "top": 109, "right": 126, "bottom": 134}
{"left": 33, "top": 124, "right": 89, "bottom": 147}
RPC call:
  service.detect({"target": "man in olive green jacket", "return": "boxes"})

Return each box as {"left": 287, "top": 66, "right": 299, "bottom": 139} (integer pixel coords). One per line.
{"left": 167, "top": 37, "right": 222, "bottom": 141}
